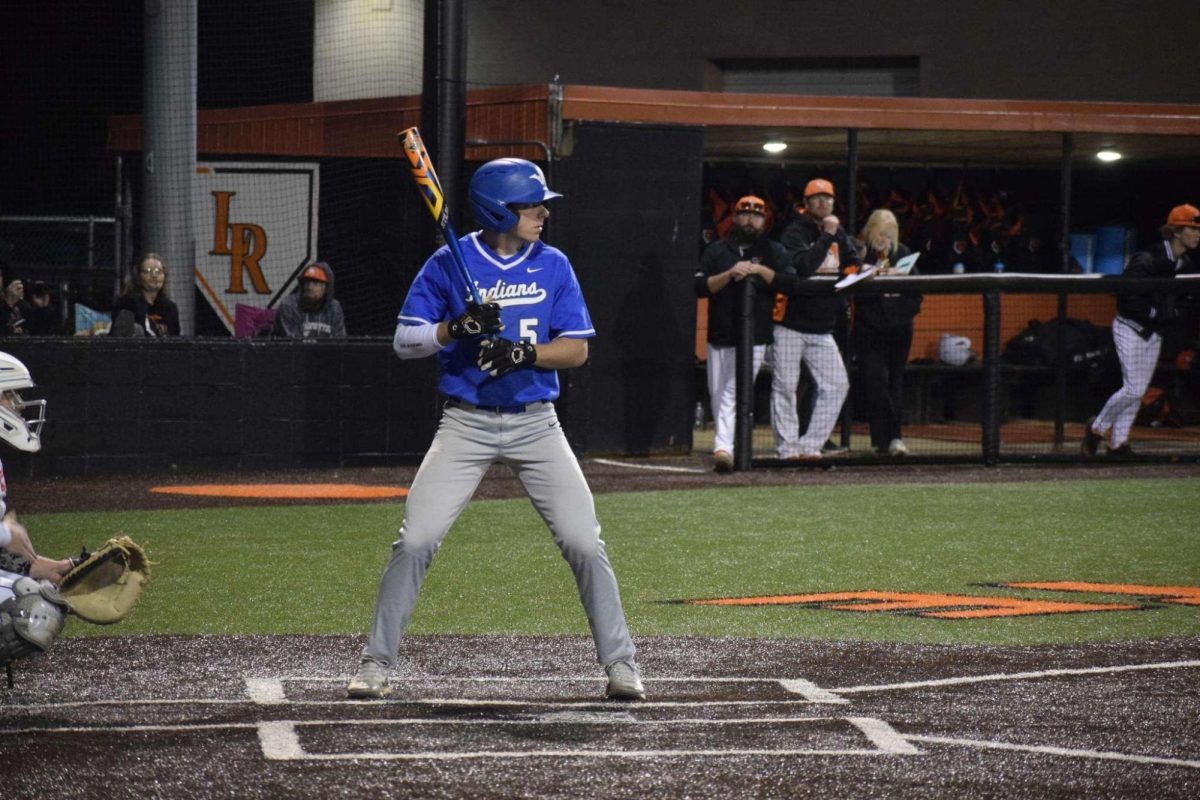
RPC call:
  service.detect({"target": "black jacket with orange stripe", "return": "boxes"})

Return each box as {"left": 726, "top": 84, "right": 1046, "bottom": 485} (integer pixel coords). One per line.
{"left": 772, "top": 211, "right": 862, "bottom": 334}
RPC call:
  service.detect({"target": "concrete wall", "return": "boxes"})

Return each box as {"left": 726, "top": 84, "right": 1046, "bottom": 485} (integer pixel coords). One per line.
{"left": 467, "top": 2, "right": 1194, "bottom": 104}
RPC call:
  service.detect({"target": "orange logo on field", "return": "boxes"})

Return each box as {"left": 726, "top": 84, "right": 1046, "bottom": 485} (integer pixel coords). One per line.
{"left": 999, "top": 582, "right": 1200, "bottom": 607}
{"left": 686, "top": 590, "right": 1140, "bottom": 619}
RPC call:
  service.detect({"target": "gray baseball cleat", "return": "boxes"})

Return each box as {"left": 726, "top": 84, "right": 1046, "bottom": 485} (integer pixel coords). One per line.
{"left": 346, "top": 660, "right": 391, "bottom": 699}
{"left": 604, "top": 660, "right": 646, "bottom": 701}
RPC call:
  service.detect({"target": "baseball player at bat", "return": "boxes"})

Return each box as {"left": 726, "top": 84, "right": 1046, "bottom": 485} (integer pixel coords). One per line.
{"left": 348, "top": 158, "right": 644, "bottom": 701}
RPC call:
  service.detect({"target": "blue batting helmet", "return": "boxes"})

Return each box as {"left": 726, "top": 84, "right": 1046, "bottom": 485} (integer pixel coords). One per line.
{"left": 468, "top": 158, "right": 561, "bottom": 232}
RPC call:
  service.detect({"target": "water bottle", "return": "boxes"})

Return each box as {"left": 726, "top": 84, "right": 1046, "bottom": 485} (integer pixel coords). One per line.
{"left": 952, "top": 262, "right": 965, "bottom": 274}
{"left": 993, "top": 260, "right": 1005, "bottom": 273}
{"left": 694, "top": 401, "right": 706, "bottom": 430}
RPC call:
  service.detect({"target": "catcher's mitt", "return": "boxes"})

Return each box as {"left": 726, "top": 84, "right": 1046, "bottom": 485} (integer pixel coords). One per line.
{"left": 59, "top": 536, "right": 151, "bottom": 625}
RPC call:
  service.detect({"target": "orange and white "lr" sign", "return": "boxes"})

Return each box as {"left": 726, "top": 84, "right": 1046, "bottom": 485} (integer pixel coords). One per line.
{"left": 194, "top": 162, "right": 319, "bottom": 334}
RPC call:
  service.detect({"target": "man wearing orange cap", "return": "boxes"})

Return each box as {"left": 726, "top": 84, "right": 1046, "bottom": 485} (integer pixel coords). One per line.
{"left": 694, "top": 195, "right": 788, "bottom": 472}
{"left": 1083, "top": 204, "right": 1200, "bottom": 456}
{"left": 272, "top": 261, "right": 347, "bottom": 338}
{"left": 769, "top": 178, "right": 862, "bottom": 460}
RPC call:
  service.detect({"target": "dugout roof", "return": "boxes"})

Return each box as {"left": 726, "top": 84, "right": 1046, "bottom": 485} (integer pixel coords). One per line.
{"left": 107, "top": 84, "right": 1200, "bottom": 168}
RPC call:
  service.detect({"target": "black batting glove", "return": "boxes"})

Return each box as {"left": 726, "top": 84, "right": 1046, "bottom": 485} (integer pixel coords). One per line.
{"left": 447, "top": 302, "right": 503, "bottom": 339}
{"left": 477, "top": 338, "right": 538, "bottom": 377}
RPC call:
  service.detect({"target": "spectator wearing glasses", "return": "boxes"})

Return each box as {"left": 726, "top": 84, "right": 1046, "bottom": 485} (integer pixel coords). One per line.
{"left": 1083, "top": 204, "right": 1200, "bottom": 456}
{"left": 110, "top": 253, "right": 180, "bottom": 337}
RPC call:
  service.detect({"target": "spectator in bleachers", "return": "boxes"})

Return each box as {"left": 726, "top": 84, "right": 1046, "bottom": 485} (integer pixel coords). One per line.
{"left": 25, "top": 282, "right": 61, "bottom": 335}
{"left": 271, "top": 261, "right": 346, "bottom": 339}
{"left": 853, "top": 209, "right": 923, "bottom": 456}
{"left": 0, "top": 262, "right": 28, "bottom": 336}
{"left": 109, "top": 253, "right": 180, "bottom": 337}
{"left": 1082, "top": 204, "right": 1200, "bottom": 457}
{"left": 770, "top": 178, "right": 861, "bottom": 460}
{"left": 694, "top": 195, "right": 788, "bottom": 473}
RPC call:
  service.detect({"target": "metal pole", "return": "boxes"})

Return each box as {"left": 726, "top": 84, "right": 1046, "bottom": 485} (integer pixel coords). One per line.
{"left": 837, "top": 128, "right": 860, "bottom": 449}
{"left": 143, "top": 0, "right": 197, "bottom": 334}
{"left": 846, "top": 128, "right": 859, "bottom": 237}
{"left": 114, "top": 155, "right": 124, "bottom": 280}
{"left": 981, "top": 290, "right": 1002, "bottom": 465}
{"left": 422, "top": 0, "right": 466, "bottom": 234}
{"left": 87, "top": 217, "right": 95, "bottom": 269}
{"left": 1054, "top": 133, "right": 1074, "bottom": 447}
{"left": 733, "top": 278, "right": 755, "bottom": 471}
{"left": 1060, "top": 133, "right": 1073, "bottom": 274}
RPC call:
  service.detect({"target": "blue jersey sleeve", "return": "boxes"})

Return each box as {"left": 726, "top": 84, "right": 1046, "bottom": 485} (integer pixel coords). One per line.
{"left": 397, "top": 247, "right": 469, "bottom": 326}
{"left": 549, "top": 253, "right": 595, "bottom": 339}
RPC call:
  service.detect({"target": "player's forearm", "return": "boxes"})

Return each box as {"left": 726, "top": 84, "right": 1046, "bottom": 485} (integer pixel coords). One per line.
{"left": 534, "top": 337, "right": 588, "bottom": 369}
{"left": 393, "top": 321, "right": 446, "bottom": 358}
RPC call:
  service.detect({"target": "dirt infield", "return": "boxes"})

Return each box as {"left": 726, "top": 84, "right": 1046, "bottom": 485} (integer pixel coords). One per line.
{"left": 4, "top": 634, "right": 1198, "bottom": 799}
{"left": 5, "top": 458, "right": 1198, "bottom": 797}
{"left": 14, "top": 457, "right": 1200, "bottom": 514}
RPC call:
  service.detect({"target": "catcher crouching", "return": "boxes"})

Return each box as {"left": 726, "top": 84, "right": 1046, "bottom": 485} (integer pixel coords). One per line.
{"left": 0, "top": 352, "right": 149, "bottom": 682}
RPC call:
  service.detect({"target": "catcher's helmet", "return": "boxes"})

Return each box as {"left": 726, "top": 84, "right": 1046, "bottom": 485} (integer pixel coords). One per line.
{"left": 0, "top": 352, "right": 45, "bottom": 453}
{"left": 469, "top": 158, "right": 561, "bottom": 233}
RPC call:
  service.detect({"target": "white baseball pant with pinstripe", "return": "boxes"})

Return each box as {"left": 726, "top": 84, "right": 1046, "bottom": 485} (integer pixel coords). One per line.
{"left": 769, "top": 325, "right": 849, "bottom": 458}
{"left": 1092, "top": 316, "right": 1160, "bottom": 449}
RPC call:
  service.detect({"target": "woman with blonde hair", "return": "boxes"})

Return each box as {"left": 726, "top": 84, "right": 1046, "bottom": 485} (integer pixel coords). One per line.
{"left": 852, "top": 209, "right": 922, "bottom": 455}
{"left": 110, "top": 253, "right": 180, "bottom": 336}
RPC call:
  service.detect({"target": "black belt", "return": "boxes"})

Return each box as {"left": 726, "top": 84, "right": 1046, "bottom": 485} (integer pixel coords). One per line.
{"left": 445, "top": 398, "right": 549, "bottom": 414}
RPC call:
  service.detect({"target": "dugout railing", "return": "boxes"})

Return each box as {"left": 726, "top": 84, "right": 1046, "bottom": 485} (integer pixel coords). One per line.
{"left": 723, "top": 273, "right": 1200, "bottom": 468}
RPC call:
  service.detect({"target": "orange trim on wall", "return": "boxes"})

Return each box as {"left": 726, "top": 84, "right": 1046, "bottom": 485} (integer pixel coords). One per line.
{"left": 109, "top": 84, "right": 1200, "bottom": 159}
{"left": 561, "top": 85, "right": 1200, "bottom": 135}
{"left": 108, "top": 85, "right": 552, "bottom": 161}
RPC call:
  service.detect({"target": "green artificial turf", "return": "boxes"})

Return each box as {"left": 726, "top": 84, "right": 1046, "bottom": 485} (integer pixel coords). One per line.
{"left": 27, "top": 477, "right": 1200, "bottom": 646}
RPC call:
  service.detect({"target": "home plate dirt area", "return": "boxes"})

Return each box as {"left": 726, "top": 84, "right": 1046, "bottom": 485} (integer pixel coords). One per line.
{"left": 3, "top": 634, "right": 1198, "bottom": 799}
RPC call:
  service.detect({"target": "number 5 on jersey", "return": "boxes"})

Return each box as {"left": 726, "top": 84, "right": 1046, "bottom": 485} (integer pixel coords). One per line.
{"left": 520, "top": 318, "right": 539, "bottom": 344}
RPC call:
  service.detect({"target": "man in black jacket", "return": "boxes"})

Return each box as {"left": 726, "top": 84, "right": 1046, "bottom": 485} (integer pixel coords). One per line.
{"left": 1083, "top": 204, "right": 1199, "bottom": 456}
{"left": 769, "top": 179, "right": 862, "bottom": 460}
{"left": 694, "top": 196, "right": 787, "bottom": 472}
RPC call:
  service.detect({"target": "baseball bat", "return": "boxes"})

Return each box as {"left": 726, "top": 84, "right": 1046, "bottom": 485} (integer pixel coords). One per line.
{"left": 399, "top": 126, "right": 483, "bottom": 305}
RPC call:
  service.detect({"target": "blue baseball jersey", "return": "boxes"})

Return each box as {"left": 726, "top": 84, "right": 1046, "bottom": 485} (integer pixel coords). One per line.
{"left": 398, "top": 232, "right": 595, "bottom": 406}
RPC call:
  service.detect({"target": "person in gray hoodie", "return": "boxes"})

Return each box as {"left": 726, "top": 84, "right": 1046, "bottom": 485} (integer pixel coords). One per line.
{"left": 272, "top": 261, "right": 346, "bottom": 338}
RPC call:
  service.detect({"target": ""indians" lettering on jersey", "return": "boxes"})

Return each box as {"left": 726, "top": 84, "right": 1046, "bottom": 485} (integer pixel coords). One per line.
{"left": 477, "top": 278, "right": 548, "bottom": 307}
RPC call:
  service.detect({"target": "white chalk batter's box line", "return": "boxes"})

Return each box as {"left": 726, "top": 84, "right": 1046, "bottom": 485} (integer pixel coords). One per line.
{"left": 258, "top": 715, "right": 917, "bottom": 761}
{"left": 246, "top": 675, "right": 847, "bottom": 707}
{"left": 3, "top": 661, "right": 1198, "bottom": 767}
{"left": 246, "top": 658, "right": 1200, "bottom": 708}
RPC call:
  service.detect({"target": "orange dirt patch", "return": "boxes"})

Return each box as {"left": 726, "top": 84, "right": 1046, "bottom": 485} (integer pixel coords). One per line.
{"left": 150, "top": 484, "right": 408, "bottom": 499}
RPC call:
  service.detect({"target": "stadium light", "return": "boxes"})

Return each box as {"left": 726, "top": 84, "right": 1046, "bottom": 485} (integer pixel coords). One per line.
{"left": 1096, "top": 149, "right": 1122, "bottom": 162}
{"left": 762, "top": 141, "right": 788, "bottom": 154}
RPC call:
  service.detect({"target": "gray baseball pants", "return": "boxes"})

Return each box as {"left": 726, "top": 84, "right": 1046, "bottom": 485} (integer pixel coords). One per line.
{"left": 361, "top": 402, "right": 637, "bottom": 668}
